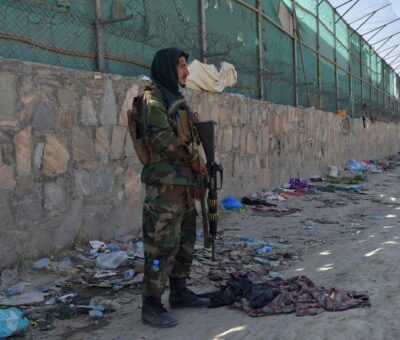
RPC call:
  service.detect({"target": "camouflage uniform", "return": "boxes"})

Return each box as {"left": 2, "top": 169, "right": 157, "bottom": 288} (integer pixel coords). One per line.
{"left": 138, "top": 85, "right": 199, "bottom": 300}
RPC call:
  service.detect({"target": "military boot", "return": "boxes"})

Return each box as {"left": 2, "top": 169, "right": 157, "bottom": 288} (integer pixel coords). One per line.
{"left": 169, "top": 277, "right": 210, "bottom": 309}
{"left": 141, "top": 297, "right": 178, "bottom": 328}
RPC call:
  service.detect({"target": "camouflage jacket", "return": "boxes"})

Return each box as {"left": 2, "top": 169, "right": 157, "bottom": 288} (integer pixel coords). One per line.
{"left": 138, "top": 85, "right": 198, "bottom": 185}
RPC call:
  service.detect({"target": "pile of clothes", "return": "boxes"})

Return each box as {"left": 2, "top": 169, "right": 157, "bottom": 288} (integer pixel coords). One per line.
{"left": 202, "top": 272, "right": 370, "bottom": 317}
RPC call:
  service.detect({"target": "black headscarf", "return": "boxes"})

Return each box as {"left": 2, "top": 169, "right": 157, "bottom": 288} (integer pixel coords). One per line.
{"left": 150, "top": 47, "right": 189, "bottom": 110}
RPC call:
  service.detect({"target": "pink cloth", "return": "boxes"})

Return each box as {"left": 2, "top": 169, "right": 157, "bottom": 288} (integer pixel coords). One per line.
{"left": 233, "top": 274, "right": 370, "bottom": 317}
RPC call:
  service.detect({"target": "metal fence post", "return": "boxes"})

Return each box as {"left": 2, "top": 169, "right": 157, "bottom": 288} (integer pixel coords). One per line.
{"left": 334, "top": 15, "right": 339, "bottom": 114}
{"left": 360, "top": 38, "right": 363, "bottom": 114}
{"left": 316, "top": 1, "right": 321, "bottom": 109}
{"left": 257, "top": 0, "right": 264, "bottom": 99}
{"left": 199, "top": 0, "right": 207, "bottom": 63}
{"left": 95, "top": 0, "right": 105, "bottom": 72}
{"left": 348, "top": 30, "right": 353, "bottom": 117}
{"left": 293, "top": 0, "right": 298, "bottom": 106}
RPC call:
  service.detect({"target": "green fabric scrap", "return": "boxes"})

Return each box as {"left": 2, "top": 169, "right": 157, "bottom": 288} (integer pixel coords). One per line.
{"left": 326, "top": 175, "right": 365, "bottom": 185}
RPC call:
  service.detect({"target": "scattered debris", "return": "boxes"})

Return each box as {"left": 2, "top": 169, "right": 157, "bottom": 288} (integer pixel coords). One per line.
{"left": 0, "top": 308, "right": 30, "bottom": 338}
{"left": 1, "top": 153, "right": 399, "bottom": 337}
{"left": 32, "top": 258, "right": 51, "bottom": 269}
{"left": 0, "top": 292, "right": 45, "bottom": 306}
{"left": 95, "top": 251, "right": 129, "bottom": 269}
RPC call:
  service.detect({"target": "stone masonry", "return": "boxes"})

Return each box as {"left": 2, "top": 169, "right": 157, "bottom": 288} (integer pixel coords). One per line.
{"left": 1, "top": 57, "right": 400, "bottom": 267}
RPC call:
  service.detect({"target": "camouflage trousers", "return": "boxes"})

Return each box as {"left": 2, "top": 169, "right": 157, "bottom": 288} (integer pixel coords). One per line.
{"left": 142, "top": 184, "right": 197, "bottom": 299}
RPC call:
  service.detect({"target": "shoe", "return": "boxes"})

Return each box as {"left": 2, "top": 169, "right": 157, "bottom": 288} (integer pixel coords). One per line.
{"left": 169, "top": 277, "right": 210, "bottom": 309}
{"left": 142, "top": 297, "right": 178, "bottom": 328}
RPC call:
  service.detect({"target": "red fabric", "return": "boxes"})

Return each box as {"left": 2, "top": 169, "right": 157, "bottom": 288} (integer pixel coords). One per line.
{"left": 284, "top": 189, "right": 307, "bottom": 196}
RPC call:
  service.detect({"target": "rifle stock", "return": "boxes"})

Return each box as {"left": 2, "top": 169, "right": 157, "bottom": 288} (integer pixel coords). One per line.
{"left": 194, "top": 121, "right": 223, "bottom": 261}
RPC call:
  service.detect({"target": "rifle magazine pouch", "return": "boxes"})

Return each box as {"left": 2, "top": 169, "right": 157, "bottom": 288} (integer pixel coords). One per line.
{"left": 176, "top": 109, "right": 192, "bottom": 143}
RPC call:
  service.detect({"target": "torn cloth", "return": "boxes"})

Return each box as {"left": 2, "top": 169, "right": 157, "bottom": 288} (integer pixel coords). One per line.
{"left": 203, "top": 272, "right": 370, "bottom": 317}
{"left": 186, "top": 59, "right": 237, "bottom": 93}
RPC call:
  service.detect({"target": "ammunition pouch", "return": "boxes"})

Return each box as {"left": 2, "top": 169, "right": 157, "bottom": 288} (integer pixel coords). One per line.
{"left": 127, "top": 93, "right": 162, "bottom": 165}
{"left": 127, "top": 90, "right": 199, "bottom": 166}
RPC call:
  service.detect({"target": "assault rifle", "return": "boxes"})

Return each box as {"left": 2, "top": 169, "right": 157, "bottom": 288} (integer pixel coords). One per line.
{"left": 194, "top": 121, "right": 223, "bottom": 261}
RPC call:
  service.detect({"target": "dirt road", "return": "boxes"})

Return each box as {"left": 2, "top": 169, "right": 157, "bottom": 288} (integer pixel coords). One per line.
{"left": 12, "top": 161, "right": 400, "bottom": 340}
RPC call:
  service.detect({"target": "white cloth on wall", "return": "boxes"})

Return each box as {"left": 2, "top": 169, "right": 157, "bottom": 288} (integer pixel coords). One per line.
{"left": 186, "top": 59, "right": 237, "bottom": 93}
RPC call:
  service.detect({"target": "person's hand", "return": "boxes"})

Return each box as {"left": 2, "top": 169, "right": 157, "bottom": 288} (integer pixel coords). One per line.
{"left": 191, "top": 157, "right": 209, "bottom": 183}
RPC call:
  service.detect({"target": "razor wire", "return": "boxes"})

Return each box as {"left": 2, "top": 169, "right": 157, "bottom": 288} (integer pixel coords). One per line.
{"left": 0, "top": 0, "right": 398, "bottom": 120}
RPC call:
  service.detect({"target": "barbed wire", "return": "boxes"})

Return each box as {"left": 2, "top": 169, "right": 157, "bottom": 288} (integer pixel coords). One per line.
{"left": 0, "top": 0, "right": 398, "bottom": 120}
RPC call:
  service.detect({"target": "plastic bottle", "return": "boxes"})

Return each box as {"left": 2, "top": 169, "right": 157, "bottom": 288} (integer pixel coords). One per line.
{"left": 152, "top": 259, "right": 160, "bottom": 272}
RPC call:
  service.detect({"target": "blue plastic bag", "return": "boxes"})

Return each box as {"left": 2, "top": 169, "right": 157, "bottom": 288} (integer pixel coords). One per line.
{"left": 222, "top": 195, "right": 242, "bottom": 210}
{"left": 348, "top": 159, "right": 367, "bottom": 172}
{"left": 256, "top": 245, "right": 272, "bottom": 254}
{"left": 0, "top": 308, "right": 29, "bottom": 338}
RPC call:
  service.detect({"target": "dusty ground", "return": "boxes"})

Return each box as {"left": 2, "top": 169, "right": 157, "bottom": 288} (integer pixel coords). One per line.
{"left": 4, "top": 159, "right": 400, "bottom": 340}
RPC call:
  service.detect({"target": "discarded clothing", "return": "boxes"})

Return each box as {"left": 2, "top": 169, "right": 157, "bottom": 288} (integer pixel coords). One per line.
{"left": 249, "top": 206, "right": 302, "bottom": 217}
{"left": 202, "top": 272, "right": 370, "bottom": 317}
{"left": 241, "top": 196, "right": 277, "bottom": 207}
{"left": 326, "top": 175, "right": 365, "bottom": 185}
{"left": 309, "top": 176, "right": 323, "bottom": 183}
{"left": 283, "top": 189, "right": 308, "bottom": 196}
{"left": 310, "top": 184, "right": 365, "bottom": 194}
{"left": 310, "top": 184, "right": 336, "bottom": 193}
{"left": 200, "top": 271, "right": 280, "bottom": 308}
{"left": 289, "top": 178, "right": 308, "bottom": 189}
{"left": 375, "top": 161, "right": 396, "bottom": 171}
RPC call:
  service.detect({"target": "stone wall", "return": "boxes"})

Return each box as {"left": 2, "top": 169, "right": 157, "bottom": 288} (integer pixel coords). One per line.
{"left": 1, "top": 58, "right": 400, "bottom": 267}
{"left": 0, "top": 59, "right": 145, "bottom": 267}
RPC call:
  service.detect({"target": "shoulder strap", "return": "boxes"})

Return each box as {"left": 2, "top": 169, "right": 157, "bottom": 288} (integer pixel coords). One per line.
{"left": 168, "top": 98, "right": 187, "bottom": 117}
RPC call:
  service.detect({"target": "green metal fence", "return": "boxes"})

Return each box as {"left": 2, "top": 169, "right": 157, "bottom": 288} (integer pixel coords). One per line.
{"left": 0, "top": 0, "right": 399, "bottom": 120}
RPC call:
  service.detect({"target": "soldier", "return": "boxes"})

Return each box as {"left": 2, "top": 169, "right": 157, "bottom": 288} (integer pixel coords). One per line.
{"left": 136, "top": 47, "right": 209, "bottom": 328}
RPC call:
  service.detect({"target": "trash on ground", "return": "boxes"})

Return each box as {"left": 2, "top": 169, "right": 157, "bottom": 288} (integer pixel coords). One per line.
{"left": 241, "top": 196, "right": 277, "bottom": 207}
{"left": 326, "top": 175, "right": 365, "bottom": 185}
{"left": 328, "top": 166, "right": 338, "bottom": 177}
{"left": 0, "top": 291, "right": 45, "bottom": 306}
{"left": 135, "top": 242, "right": 144, "bottom": 259}
{"left": 202, "top": 272, "right": 370, "bottom": 316}
{"left": 123, "top": 269, "right": 135, "bottom": 280}
{"left": 95, "top": 251, "right": 128, "bottom": 269}
{"left": 3, "top": 282, "right": 28, "bottom": 297}
{"left": 106, "top": 243, "right": 120, "bottom": 252}
{"left": 348, "top": 159, "right": 368, "bottom": 172}
{"left": 256, "top": 246, "right": 272, "bottom": 254}
{"left": 57, "top": 293, "right": 77, "bottom": 304}
{"left": 222, "top": 195, "right": 242, "bottom": 210}
{"left": 90, "top": 240, "right": 107, "bottom": 254}
{"left": 309, "top": 176, "right": 323, "bottom": 182}
{"left": 89, "top": 310, "right": 104, "bottom": 319}
{"left": 0, "top": 308, "right": 30, "bottom": 338}
{"left": 32, "top": 258, "right": 50, "bottom": 269}
{"left": 93, "top": 270, "right": 118, "bottom": 279}
{"left": 58, "top": 258, "right": 72, "bottom": 270}
{"left": 288, "top": 178, "right": 308, "bottom": 189}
